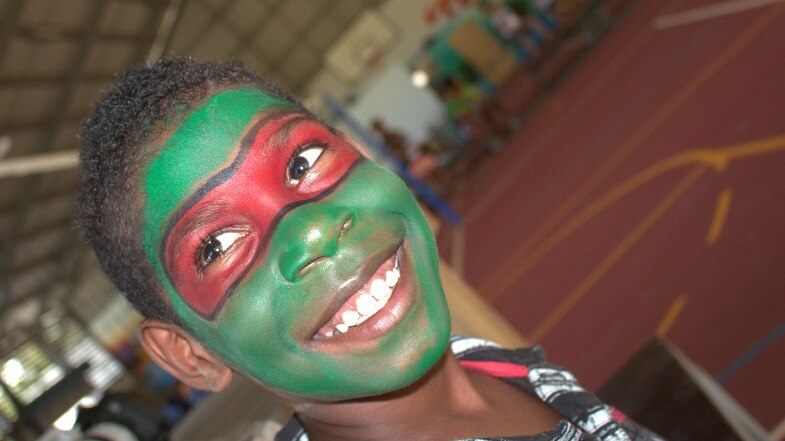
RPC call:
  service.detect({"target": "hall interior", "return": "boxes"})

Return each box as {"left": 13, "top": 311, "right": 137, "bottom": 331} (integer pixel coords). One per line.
{"left": 0, "top": 0, "right": 783, "bottom": 440}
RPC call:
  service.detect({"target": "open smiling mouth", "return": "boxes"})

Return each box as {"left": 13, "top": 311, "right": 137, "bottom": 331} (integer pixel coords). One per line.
{"left": 312, "top": 247, "right": 403, "bottom": 341}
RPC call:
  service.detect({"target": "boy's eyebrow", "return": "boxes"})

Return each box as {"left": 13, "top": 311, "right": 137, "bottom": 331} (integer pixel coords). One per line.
{"left": 172, "top": 199, "right": 233, "bottom": 245}
{"left": 267, "top": 113, "right": 318, "bottom": 148}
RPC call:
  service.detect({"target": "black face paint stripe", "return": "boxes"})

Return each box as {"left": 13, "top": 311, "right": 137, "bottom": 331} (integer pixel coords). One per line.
{"left": 161, "top": 112, "right": 313, "bottom": 251}
{"left": 158, "top": 111, "right": 309, "bottom": 265}
{"left": 162, "top": 111, "right": 310, "bottom": 239}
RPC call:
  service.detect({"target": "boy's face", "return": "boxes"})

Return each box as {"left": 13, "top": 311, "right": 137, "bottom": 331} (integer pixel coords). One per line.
{"left": 140, "top": 88, "right": 450, "bottom": 400}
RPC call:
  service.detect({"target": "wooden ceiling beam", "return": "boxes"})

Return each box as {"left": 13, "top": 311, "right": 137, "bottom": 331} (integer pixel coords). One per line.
{"left": 0, "top": 72, "right": 115, "bottom": 88}
{"left": 17, "top": 25, "right": 143, "bottom": 44}
{"left": 0, "top": 1, "right": 25, "bottom": 69}
{"left": 0, "top": 1, "right": 109, "bottom": 307}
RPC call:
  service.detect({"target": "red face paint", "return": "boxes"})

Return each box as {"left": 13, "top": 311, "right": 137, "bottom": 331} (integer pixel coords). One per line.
{"left": 162, "top": 114, "right": 360, "bottom": 318}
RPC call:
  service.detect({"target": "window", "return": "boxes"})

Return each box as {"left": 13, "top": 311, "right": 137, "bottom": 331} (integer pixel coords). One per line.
{"left": 0, "top": 342, "right": 64, "bottom": 405}
{"left": 42, "top": 315, "right": 124, "bottom": 391}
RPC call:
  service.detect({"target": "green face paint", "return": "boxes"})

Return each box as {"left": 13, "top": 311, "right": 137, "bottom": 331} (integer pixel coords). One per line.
{"left": 141, "top": 88, "right": 450, "bottom": 399}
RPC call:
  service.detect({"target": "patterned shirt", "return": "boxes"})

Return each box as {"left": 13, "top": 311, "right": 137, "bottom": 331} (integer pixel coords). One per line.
{"left": 275, "top": 336, "right": 664, "bottom": 441}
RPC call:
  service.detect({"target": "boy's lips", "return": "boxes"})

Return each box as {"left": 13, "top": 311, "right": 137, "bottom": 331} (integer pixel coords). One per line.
{"left": 312, "top": 249, "right": 400, "bottom": 339}
{"left": 306, "top": 244, "right": 413, "bottom": 348}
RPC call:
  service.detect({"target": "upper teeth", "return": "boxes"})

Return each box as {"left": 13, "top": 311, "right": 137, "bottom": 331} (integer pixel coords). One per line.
{"left": 331, "top": 255, "right": 400, "bottom": 335}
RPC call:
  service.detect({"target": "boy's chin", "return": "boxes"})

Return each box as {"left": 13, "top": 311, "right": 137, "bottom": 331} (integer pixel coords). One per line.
{"left": 262, "top": 333, "right": 450, "bottom": 405}
{"left": 336, "top": 333, "right": 451, "bottom": 401}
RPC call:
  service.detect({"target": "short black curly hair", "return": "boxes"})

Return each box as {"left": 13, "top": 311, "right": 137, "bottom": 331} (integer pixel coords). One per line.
{"left": 77, "top": 57, "right": 311, "bottom": 323}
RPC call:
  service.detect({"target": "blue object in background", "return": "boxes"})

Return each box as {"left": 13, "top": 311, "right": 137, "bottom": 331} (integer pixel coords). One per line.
{"left": 325, "top": 95, "right": 461, "bottom": 226}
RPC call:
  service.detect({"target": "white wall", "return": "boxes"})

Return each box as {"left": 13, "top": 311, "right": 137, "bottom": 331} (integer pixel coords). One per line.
{"left": 307, "top": 0, "right": 453, "bottom": 101}
{"left": 346, "top": 63, "right": 444, "bottom": 144}
{"left": 307, "top": 0, "right": 470, "bottom": 138}
{"left": 380, "top": 0, "right": 435, "bottom": 65}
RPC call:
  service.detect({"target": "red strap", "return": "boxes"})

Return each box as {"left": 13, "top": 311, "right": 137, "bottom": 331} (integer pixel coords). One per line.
{"left": 611, "top": 407, "right": 628, "bottom": 423}
{"left": 459, "top": 360, "right": 529, "bottom": 378}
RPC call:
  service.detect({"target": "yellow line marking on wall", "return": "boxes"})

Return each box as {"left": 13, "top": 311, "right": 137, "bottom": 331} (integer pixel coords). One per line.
{"left": 653, "top": 0, "right": 785, "bottom": 30}
{"left": 475, "top": 4, "right": 785, "bottom": 296}
{"left": 482, "top": 133, "right": 785, "bottom": 300}
{"left": 770, "top": 414, "right": 785, "bottom": 440}
{"left": 657, "top": 295, "right": 688, "bottom": 337}
{"left": 528, "top": 167, "right": 707, "bottom": 342}
{"left": 464, "top": 13, "right": 658, "bottom": 224}
{"left": 706, "top": 188, "right": 733, "bottom": 245}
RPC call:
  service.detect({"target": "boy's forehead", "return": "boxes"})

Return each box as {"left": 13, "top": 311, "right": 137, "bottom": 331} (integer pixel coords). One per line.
{"left": 162, "top": 86, "right": 295, "bottom": 151}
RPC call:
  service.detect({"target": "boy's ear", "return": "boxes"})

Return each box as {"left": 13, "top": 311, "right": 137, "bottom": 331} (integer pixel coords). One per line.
{"left": 138, "top": 319, "right": 234, "bottom": 392}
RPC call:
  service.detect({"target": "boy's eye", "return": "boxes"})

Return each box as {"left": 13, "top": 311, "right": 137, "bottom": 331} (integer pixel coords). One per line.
{"left": 198, "top": 230, "right": 244, "bottom": 268}
{"left": 287, "top": 146, "right": 325, "bottom": 185}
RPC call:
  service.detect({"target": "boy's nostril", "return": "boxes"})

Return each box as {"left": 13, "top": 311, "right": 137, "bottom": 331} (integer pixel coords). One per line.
{"left": 338, "top": 216, "right": 352, "bottom": 244}
{"left": 296, "top": 256, "right": 327, "bottom": 278}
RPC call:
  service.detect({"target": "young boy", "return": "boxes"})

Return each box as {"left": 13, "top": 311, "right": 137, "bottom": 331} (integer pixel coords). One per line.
{"left": 77, "top": 58, "right": 661, "bottom": 440}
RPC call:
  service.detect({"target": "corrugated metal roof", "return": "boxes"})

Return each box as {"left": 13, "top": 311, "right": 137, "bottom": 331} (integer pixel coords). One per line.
{"left": 0, "top": 0, "right": 380, "bottom": 347}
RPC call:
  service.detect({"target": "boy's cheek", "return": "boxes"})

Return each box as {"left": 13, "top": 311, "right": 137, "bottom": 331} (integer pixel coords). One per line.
{"left": 173, "top": 281, "right": 286, "bottom": 375}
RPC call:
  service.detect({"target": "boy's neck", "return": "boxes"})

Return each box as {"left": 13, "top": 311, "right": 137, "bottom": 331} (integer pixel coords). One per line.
{"left": 291, "top": 350, "right": 562, "bottom": 441}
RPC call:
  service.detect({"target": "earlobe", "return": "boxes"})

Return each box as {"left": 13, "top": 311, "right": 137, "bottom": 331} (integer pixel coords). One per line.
{"left": 138, "top": 319, "right": 234, "bottom": 391}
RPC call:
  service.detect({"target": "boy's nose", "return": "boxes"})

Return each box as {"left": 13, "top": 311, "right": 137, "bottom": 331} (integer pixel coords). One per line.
{"left": 277, "top": 203, "right": 353, "bottom": 282}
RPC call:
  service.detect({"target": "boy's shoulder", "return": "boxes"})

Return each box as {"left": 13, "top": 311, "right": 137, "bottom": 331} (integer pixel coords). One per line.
{"left": 449, "top": 336, "right": 663, "bottom": 440}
